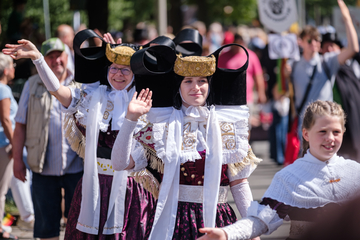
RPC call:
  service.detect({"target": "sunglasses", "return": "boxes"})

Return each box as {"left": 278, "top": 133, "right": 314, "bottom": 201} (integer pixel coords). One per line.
{"left": 307, "top": 38, "right": 319, "bottom": 44}
{"left": 109, "top": 66, "right": 131, "bottom": 75}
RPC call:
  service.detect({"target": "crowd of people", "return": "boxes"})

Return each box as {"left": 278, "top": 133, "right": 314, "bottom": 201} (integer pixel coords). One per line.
{"left": 0, "top": 0, "right": 360, "bottom": 239}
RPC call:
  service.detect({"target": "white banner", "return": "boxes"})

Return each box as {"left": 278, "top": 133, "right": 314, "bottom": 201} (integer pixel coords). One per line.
{"left": 257, "top": 0, "right": 298, "bottom": 33}
{"left": 333, "top": 6, "right": 360, "bottom": 44}
{"left": 268, "top": 34, "right": 300, "bottom": 60}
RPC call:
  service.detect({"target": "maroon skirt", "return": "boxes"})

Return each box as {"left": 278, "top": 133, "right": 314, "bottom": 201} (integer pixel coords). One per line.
{"left": 65, "top": 175, "right": 155, "bottom": 240}
{"left": 145, "top": 201, "right": 237, "bottom": 240}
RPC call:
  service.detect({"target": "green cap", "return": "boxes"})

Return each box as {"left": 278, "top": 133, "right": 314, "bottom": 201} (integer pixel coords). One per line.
{"left": 41, "top": 38, "right": 65, "bottom": 56}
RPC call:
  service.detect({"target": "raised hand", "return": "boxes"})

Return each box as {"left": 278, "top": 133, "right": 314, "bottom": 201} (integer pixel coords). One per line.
{"left": 103, "top": 32, "right": 122, "bottom": 44}
{"left": 2, "top": 39, "right": 42, "bottom": 60}
{"left": 103, "top": 32, "right": 116, "bottom": 44}
{"left": 338, "top": 0, "right": 351, "bottom": 21}
{"left": 198, "top": 228, "right": 227, "bottom": 240}
{"left": 126, "top": 88, "right": 152, "bottom": 121}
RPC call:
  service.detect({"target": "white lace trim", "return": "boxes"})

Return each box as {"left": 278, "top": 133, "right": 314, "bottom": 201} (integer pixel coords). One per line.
{"left": 216, "top": 105, "right": 249, "bottom": 165}
{"left": 130, "top": 140, "right": 148, "bottom": 172}
{"left": 147, "top": 107, "right": 173, "bottom": 162}
{"left": 64, "top": 85, "right": 113, "bottom": 132}
{"left": 247, "top": 201, "right": 283, "bottom": 235}
{"left": 223, "top": 216, "right": 268, "bottom": 240}
{"left": 145, "top": 106, "right": 250, "bottom": 165}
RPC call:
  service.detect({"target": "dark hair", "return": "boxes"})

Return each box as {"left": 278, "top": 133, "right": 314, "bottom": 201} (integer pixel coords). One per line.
{"left": 173, "top": 75, "right": 213, "bottom": 110}
{"left": 234, "top": 33, "right": 243, "bottom": 43}
{"left": 133, "top": 28, "right": 149, "bottom": 43}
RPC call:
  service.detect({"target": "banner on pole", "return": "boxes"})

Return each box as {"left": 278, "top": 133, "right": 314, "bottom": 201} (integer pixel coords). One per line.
{"left": 257, "top": 0, "right": 298, "bottom": 33}
{"left": 268, "top": 34, "right": 300, "bottom": 60}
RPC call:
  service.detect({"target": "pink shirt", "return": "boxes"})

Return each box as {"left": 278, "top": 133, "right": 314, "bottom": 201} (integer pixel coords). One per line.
{"left": 218, "top": 48, "right": 263, "bottom": 103}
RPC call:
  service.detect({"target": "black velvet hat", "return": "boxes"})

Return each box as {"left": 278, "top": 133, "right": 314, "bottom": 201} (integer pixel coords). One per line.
{"left": 173, "top": 28, "right": 203, "bottom": 56}
{"left": 210, "top": 44, "right": 248, "bottom": 106}
{"left": 73, "top": 29, "right": 140, "bottom": 85}
{"left": 321, "top": 32, "right": 343, "bottom": 49}
{"left": 131, "top": 36, "right": 177, "bottom": 107}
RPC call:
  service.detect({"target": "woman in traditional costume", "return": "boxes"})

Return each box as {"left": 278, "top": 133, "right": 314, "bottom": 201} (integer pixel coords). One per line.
{"left": 3, "top": 29, "right": 156, "bottom": 239}
{"left": 111, "top": 43, "right": 262, "bottom": 239}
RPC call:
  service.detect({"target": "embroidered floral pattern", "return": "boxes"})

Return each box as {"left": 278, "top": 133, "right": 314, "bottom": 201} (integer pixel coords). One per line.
{"left": 182, "top": 122, "right": 197, "bottom": 151}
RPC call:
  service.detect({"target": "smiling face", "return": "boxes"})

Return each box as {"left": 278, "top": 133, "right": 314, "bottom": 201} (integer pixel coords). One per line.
{"left": 180, "top": 76, "right": 209, "bottom": 107}
{"left": 44, "top": 50, "right": 68, "bottom": 79}
{"left": 107, "top": 63, "right": 134, "bottom": 90}
{"left": 302, "top": 115, "right": 344, "bottom": 161}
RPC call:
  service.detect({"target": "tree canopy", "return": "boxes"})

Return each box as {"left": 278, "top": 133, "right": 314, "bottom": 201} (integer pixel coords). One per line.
{"left": 0, "top": 0, "right": 358, "bottom": 46}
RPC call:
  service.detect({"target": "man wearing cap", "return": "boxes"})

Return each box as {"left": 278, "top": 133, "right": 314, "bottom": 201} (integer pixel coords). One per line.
{"left": 11, "top": 38, "right": 83, "bottom": 240}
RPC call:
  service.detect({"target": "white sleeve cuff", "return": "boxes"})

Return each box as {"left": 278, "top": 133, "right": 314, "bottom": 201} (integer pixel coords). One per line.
{"left": 222, "top": 216, "right": 268, "bottom": 240}
{"left": 247, "top": 201, "right": 283, "bottom": 234}
{"left": 130, "top": 140, "right": 148, "bottom": 172}
{"left": 111, "top": 118, "right": 137, "bottom": 170}
{"left": 32, "top": 55, "right": 61, "bottom": 92}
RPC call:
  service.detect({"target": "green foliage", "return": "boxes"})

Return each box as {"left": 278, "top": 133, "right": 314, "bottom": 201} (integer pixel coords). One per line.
{"left": 305, "top": 0, "right": 357, "bottom": 21}
{"left": 108, "top": 0, "right": 135, "bottom": 31}
{"left": 0, "top": 0, "right": 87, "bottom": 45}
{"left": 5, "top": 196, "right": 19, "bottom": 216}
{"left": 187, "top": 0, "right": 258, "bottom": 25}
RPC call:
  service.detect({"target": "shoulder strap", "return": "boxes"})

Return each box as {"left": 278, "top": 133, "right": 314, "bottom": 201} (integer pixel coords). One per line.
{"left": 322, "top": 58, "right": 331, "bottom": 80}
{"left": 297, "top": 65, "right": 317, "bottom": 114}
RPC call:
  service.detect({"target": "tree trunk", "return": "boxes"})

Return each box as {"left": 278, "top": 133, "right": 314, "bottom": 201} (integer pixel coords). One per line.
{"left": 168, "top": 0, "right": 183, "bottom": 35}
{"left": 196, "top": 0, "right": 209, "bottom": 27}
{"left": 87, "top": 0, "right": 108, "bottom": 33}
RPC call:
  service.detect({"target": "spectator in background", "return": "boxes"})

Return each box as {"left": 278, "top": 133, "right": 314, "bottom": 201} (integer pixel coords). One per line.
{"left": 192, "top": 21, "right": 209, "bottom": 50}
{"left": 133, "top": 22, "right": 156, "bottom": 45}
{"left": 320, "top": 31, "right": 360, "bottom": 162}
{"left": 0, "top": 53, "right": 18, "bottom": 240}
{"left": 260, "top": 40, "right": 288, "bottom": 165}
{"left": 56, "top": 24, "right": 75, "bottom": 74}
{"left": 5, "top": 38, "right": 83, "bottom": 240}
{"left": 218, "top": 33, "right": 267, "bottom": 128}
{"left": 208, "top": 22, "right": 223, "bottom": 53}
{"left": 287, "top": 0, "right": 358, "bottom": 141}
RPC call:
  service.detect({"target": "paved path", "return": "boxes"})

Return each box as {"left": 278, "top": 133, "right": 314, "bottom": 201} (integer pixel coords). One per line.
{"left": 11, "top": 141, "right": 289, "bottom": 240}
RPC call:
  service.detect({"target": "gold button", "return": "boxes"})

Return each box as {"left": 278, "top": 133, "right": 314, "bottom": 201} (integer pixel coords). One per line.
{"left": 191, "top": 174, "right": 195, "bottom": 179}
{"left": 181, "top": 167, "right": 185, "bottom": 171}
{"left": 184, "top": 173, "right": 188, "bottom": 176}
{"left": 202, "top": 176, "right": 204, "bottom": 179}
{"left": 198, "top": 181, "right": 202, "bottom": 185}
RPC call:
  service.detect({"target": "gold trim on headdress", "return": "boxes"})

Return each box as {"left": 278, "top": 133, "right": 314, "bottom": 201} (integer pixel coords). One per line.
{"left": 174, "top": 54, "right": 216, "bottom": 77}
{"left": 105, "top": 44, "right": 135, "bottom": 66}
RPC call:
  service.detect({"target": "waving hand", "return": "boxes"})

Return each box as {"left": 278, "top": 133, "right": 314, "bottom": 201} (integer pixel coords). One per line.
{"left": 126, "top": 88, "right": 152, "bottom": 121}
